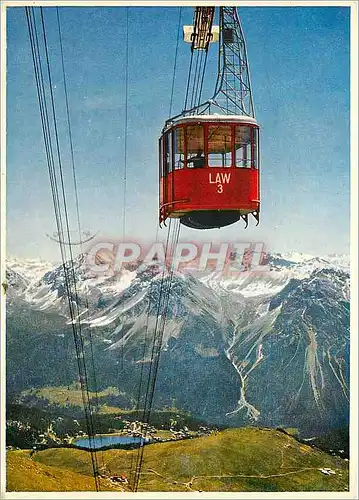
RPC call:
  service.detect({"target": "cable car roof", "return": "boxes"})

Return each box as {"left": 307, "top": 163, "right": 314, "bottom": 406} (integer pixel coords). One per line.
{"left": 164, "top": 114, "right": 258, "bottom": 131}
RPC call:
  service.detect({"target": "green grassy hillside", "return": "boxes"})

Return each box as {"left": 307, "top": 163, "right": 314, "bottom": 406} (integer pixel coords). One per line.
{"left": 7, "top": 427, "right": 349, "bottom": 492}
{"left": 6, "top": 450, "right": 115, "bottom": 492}
{"left": 14, "top": 387, "right": 215, "bottom": 430}
{"left": 19, "top": 385, "right": 125, "bottom": 409}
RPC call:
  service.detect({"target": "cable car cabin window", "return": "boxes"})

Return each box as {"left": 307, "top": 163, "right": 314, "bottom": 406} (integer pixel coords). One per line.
{"left": 208, "top": 125, "right": 232, "bottom": 167}
{"left": 253, "top": 127, "right": 259, "bottom": 169}
{"left": 186, "top": 124, "right": 205, "bottom": 168}
{"left": 159, "top": 137, "right": 163, "bottom": 178}
{"left": 174, "top": 127, "right": 185, "bottom": 169}
{"left": 235, "top": 125, "right": 251, "bottom": 168}
{"left": 164, "top": 131, "right": 173, "bottom": 174}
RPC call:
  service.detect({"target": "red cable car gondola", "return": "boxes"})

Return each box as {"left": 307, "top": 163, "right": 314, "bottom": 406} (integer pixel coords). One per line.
{"left": 159, "top": 114, "right": 259, "bottom": 229}
{"left": 159, "top": 7, "right": 260, "bottom": 230}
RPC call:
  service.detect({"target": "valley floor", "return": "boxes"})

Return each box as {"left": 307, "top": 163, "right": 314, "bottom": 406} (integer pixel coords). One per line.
{"left": 6, "top": 427, "right": 349, "bottom": 493}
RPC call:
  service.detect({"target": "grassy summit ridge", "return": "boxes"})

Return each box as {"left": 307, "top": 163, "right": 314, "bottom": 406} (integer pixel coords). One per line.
{"left": 7, "top": 427, "right": 349, "bottom": 492}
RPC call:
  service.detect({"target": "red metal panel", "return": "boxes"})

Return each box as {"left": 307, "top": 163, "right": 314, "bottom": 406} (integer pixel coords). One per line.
{"left": 166, "top": 167, "right": 259, "bottom": 215}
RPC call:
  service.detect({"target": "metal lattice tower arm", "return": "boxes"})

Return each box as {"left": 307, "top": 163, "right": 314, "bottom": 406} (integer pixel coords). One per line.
{"left": 169, "top": 6, "right": 255, "bottom": 122}
{"left": 212, "top": 7, "right": 255, "bottom": 117}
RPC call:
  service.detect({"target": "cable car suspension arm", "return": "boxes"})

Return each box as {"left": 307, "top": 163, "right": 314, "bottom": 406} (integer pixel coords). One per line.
{"left": 180, "top": 7, "right": 255, "bottom": 119}
{"left": 190, "top": 7, "right": 215, "bottom": 51}
{"left": 184, "top": 7, "right": 215, "bottom": 111}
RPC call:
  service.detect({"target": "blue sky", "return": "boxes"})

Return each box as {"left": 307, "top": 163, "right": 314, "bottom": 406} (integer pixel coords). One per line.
{"left": 6, "top": 5, "right": 350, "bottom": 260}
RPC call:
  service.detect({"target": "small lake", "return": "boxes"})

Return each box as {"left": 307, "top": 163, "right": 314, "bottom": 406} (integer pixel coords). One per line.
{"left": 74, "top": 434, "right": 147, "bottom": 449}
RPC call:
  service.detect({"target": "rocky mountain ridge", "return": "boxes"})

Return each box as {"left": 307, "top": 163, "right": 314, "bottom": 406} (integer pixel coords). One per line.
{"left": 6, "top": 251, "right": 350, "bottom": 436}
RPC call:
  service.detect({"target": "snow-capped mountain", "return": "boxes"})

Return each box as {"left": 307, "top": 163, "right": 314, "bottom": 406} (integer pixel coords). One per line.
{"left": 6, "top": 257, "right": 54, "bottom": 283}
{"left": 224, "top": 266, "right": 349, "bottom": 435}
{"left": 5, "top": 252, "right": 350, "bottom": 436}
{"left": 197, "top": 251, "right": 349, "bottom": 297}
{"left": 268, "top": 252, "right": 350, "bottom": 276}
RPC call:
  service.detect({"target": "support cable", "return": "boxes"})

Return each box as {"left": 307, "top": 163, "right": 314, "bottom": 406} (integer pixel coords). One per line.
{"left": 26, "top": 7, "right": 100, "bottom": 490}
{"left": 122, "top": 6, "right": 129, "bottom": 240}
{"left": 56, "top": 6, "right": 105, "bottom": 473}
{"left": 128, "top": 8, "right": 184, "bottom": 489}
{"left": 132, "top": 220, "right": 181, "bottom": 492}
{"left": 183, "top": 51, "right": 194, "bottom": 111}
{"left": 169, "top": 7, "right": 182, "bottom": 118}
{"left": 40, "top": 6, "right": 100, "bottom": 486}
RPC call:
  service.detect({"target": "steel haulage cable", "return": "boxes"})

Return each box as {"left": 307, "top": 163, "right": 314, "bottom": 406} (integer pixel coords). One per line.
{"left": 132, "top": 220, "right": 181, "bottom": 492}
{"left": 56, "top": 5, "right": 106, "bottom": 475}
{"left": 25, "top": 6, "right": 100, "bottom": 491}
{"left": 129, "top": 7, "right": 184, "bottom": 491}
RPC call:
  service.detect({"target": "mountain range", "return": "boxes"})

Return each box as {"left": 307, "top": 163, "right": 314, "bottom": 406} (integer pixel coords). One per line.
{"left": 6, "top": 251, "right": 350, "bottom": 437}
